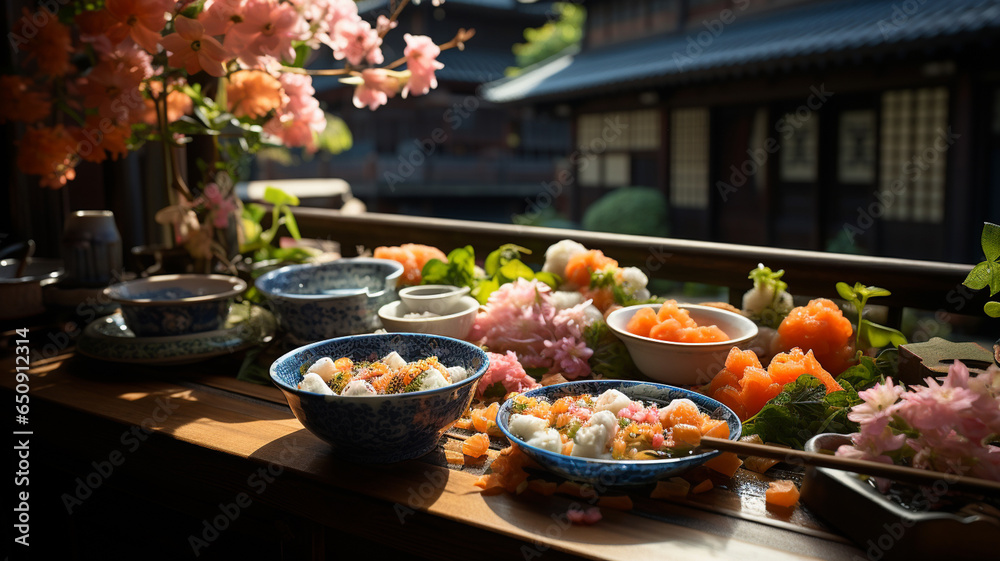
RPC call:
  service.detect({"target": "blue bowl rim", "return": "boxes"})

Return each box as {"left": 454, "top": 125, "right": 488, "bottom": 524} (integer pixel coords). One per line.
{"left": 606, "top": 303, "right": 758, "bottom": 348}
{"left": 497, "top": 379, "right": 742, "bottom": 466}
{"left": 269, "top": 332, "right": 490, "bottom": 399}
{"left": 103, "top": 273, "right": 246, "bottom": 305}
{"left": 254, "top": 257, "right": 404, "bottom": 301}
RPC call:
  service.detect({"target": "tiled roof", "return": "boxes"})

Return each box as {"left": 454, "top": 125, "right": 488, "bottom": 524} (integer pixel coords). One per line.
{"left": 483, "top": 0, "right": 1000, "bottom": 103}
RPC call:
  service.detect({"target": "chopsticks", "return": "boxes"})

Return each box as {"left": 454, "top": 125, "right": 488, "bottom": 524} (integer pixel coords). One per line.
{"left": 700, "top": 436, "right": 1000, "bottom": 495}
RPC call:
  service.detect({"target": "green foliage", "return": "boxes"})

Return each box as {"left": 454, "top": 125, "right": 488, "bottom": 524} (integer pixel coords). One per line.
{"left": 507, "top": 3, "right": 585, "bottom": 75}
{"left": 836, "top": 281, "right": 907, "bottom": 352}
{"left": 239, "top": 186, "right": 317, "bottom": 263}
{"left": 421, "top": 244, "right": 561, "bottom": 304}
{"left": 962, "top": 222, "right": 1000, "bottom": 317}
{"left": 582, "top": 188, "right": 669, "bottom": 238}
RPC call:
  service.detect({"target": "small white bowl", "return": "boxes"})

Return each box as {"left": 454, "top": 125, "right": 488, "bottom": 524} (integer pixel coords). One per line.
{"left": 378, "top": 295, "right": 479, "bottom": 339}
{"left": 606, "top": 303, "right": 758, "bottom": 386}
{"left": 398, "top": 284, "right": 471, "bottom": 315}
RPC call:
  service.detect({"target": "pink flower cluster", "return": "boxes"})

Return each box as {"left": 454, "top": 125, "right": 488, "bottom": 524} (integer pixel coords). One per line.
{"left": 476, "top": 351, "right": 541, "bottom": 399}
{"left": 617, "top": 401, "right": 659, "bottom": 425}
{"left": 469, "top": 278, "right": 595, "bottom": 380}
{"left": 837, "top": 360, "right": 1000, "bottom": 482}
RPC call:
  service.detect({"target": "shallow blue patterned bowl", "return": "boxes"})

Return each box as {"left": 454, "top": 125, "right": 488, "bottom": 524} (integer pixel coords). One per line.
{"left": 104, "top": 274, "right": 246, "bottom": 337}
{"left": 255, "top": 258, "right": 403, "bottom": 343}
{"left": 270, "top": 333, "right": 489, "bottom": 463}
{"left": 496, "top": 380, "right": 742, "bottom": 485}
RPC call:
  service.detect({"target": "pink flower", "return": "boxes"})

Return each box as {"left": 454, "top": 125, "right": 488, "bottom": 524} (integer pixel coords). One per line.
{"left": 203, "top": 183, "right": 237, "bottom": 228}
{"left": 476, "top": 351, "right": 540, "bottom": 398}
{"left": 224, "top": 0, "right": 304, "bottom": 66}
{"left": 351, "top": 69, "right": 401, "bottom": 111}
{"left": 542, "top": 337, "right": 593, "bottom": 380}
{"left": 848, "top": 379, "right": 903, "bottom": 424}
{"left": 161, "top": 16, "right": 229, "bottom": 77}
{"left": 265, "top": 73, "right": 327, "bottom": 150}
{"left": 303, "top": 0, "right": 360, "bottom": 50}
{"left": 333, "top": 17, "right": 383, "bottom": 66}
{"left": 402, "top": 34, "right": 444, "bottom": 97}
{"left": 199, "top": 0, "right": 246, "bottom": 36}
{"left": 376, "top": 15, "right": 397, "bottom": 35}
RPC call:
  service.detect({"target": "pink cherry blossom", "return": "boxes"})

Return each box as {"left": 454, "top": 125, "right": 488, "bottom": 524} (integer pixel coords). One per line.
{"left": 847, "top": 378, "right": 903, "bottom": 425}
{"left": 402, "top": 33, "right": 444, "bottom": 97}
{"left": 542, "top": 337, "right": 593, "bottom": 380}
{"left": 224, "top": 0, "right": 305, "bottom": 67}
{"left": 265, "top": 73, "right": 327, "bottom": 151}
{"left": 298, "top": 0, "right": 360, "bottom": 50}
{"left": 199, "top": 0, "right": 246, "bottom": 36}
{"left": 161, "top": 16, "right": 229, "bottom": 77}
{"left": 476, "top": 351, "right": 540, "bottom": 398}
{"left": 333, "top": 17, "right": 383, "bottom": 67}
{"left": 351, "top": 68, "right": 400, "bottom": 111}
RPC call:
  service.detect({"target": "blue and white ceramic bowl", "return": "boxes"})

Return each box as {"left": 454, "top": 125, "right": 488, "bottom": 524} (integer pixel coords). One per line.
{"left": 497, "top": 380, "right": 742, "bottom": 485}
{"left": 255, "top": 258, "right": 403, "bottom": 343}
{"left": 104, "top": 274, "right": 246, "bottom": 337}
{"left": 270, "top": 333, "right": 489, "bottom": 463}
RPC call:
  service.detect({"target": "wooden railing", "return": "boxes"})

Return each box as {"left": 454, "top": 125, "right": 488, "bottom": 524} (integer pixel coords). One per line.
{"left": 293, "top": 208, "right": 980, "bottom": 325}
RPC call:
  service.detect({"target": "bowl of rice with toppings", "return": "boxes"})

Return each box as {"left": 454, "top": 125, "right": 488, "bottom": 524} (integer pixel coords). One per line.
{"left": 270, "top": 332, "right": 489, "bottom": 463}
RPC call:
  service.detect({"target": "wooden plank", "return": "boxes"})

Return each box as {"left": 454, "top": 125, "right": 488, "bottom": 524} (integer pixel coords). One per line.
{"left": 3, "top": 353, "right": 861, "bottom": 560}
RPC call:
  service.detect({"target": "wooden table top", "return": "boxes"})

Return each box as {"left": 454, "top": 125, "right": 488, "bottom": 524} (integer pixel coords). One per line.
{"left": 2, "top": 348, "right": 865, "bottom": 560}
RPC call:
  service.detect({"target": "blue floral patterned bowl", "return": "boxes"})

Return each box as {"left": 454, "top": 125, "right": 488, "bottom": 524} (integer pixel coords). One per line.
{"left": 496, "top": 380, "right": 742, "bottom": 485}
{"left": 270, "top": 332, "right": 489, "bottom": 463}
{"left": 255, "top": 258, "right": 403, "bottom": 343}
{"left": 104, "top": 274, "right": 246, "bottom": 337}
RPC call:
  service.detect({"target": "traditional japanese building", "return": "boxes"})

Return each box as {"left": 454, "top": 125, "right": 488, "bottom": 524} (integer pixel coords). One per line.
{"left": 254, "top": 0, "right": 572, "bottom": 223}
{"left": 483, "top": 0, "right": 1000, "bottom": 262}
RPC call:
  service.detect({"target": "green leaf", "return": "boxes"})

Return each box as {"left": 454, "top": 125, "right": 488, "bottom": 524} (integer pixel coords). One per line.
{"left": 835, "top": 355, "right": 883, "bottom": 392}
{"left": 484, "top": 248, "right": 502, "bottom": 277}
{"left": 282, "top": 208, "right": 301, "bottom": 239}
{"left": 499, "top": 259, "right": 534, "bottom": 282}
{"left": 860, "top": 319, "right": 908, "bottom": 348}
{"left": 835, "top": 281, "right": 858, "bottom": 303}
{"left": 291, "top": 43, "right": 311, "bottom": 68}
{"left": 985, "top": 301, "right": 1000, "bottom": 318}
{"left": 856, "top": 285, "right": 891, "bottom": 299}
{"left": 533, "top": 271, "right": 560, "bottom": 289}
{"left": 982, "top": 222, "right": 1000, "bottom": 261}
{"left": 481, "top": 381, "right": 507, "bottom": 400}
{"left": 263, "top": 186, "right": 299, "bottom": 207}
{"left": 963, "top": 262, "right": 994, "bottom": 291}
{"left": 472, "top": 278, "right": 499, "bottom": 305}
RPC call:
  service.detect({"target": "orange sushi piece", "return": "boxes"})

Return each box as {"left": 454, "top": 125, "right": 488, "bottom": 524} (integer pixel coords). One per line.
{"left": 766, "top": 480, "right": 800, "bottom": 508}
{"left": 777, "top": 298, "right": 856, "bottom": 374}
{"left": 675, "top": 325, "right": 729, "bottom": 343}
{"left": 565, "top": 249, "right": 619, "bottom": 287}
{"left": 656, "top": 300, "right": 696, "bottom": 327}
{"left": 712, "top": 385, "right": 747, "bottom": 420}
{"left": 661, "top": 399, "right": 703, "bottom": 428}
{"left": 373, "top": 243, "right": 446, "bottom": 286}
{"left": 725, "top": 348, "right": 762, "bottom": 377}
{"left": 768, "top": 348, "right": 843, "bottom": 394}
{"left": 463, "top": 433, "right": 491, "bottom": 458}
{"left": 626, "top": 307, "right": 658, "bottom": 338}
{"left": 470, "top": 407, "right": 489, "bottom": 433}
{"left": 649, "top": 319, "right": 684, "bottom": 341}
{"left": 739, "top": 367, "right": 782, "bottom": 416}
{"left": 705, "top": 368, "right": 740, "bottom": 396}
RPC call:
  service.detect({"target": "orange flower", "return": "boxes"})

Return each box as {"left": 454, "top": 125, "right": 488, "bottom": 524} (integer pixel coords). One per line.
{"left": 226, "top": 70, "right": 284, "bottom": 118}
{"left": 105, "top": 0, "right": 174, "bottom": 53}
{"left": 77, "top": 59, "right": 145, "bottom": 124}
{"left": 73, "top": 117, "right": 132, "bottom": 164}
{"left": 160, "top": 15, "right": 229, "bottom": 77}
{"left": 0, "top": 76, "right": 51, "bottom": 123}
{"left": 17, "top": 126, "right": 78, "bottom": 189}
{"left": 140, "top": 80, "right": 194, "bottom": 125}
{"left": 22, "top": 12, "right": 73, "bottom": 77}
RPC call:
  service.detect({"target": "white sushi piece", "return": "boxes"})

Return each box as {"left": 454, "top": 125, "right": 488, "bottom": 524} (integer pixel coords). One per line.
{"left": 381, "top": 351, "right": 407, "bottom": 370}
{"left": 306, "top": 357, "right": 338, "bottom": 383}
{"left": 571, "top": 423, "right": 612, "bottom": 459}
{"left": 552, "top": 290, "right": 585, "bottom": 310}
{"left": 298, "top": 372, "right": 334, "bottom": 395}
{"left": 594, "top": 389, "right": 632, "bottom": 416}
{"left": 508, "top": 414, "right": 550, "bottom": 441}
{"left": 446, "top": 366, "right": 469, "bottom": 383}
{"left": 342, "top": 380, "right": 377, "bottom": 396}
{"left": 586, "top": 410, "right": 619, "bottom": 447}
{"left": 526, "top": 428, "right": 563, "bottom": 454}
{"left": 418, "top": 368, "right": 450, "bottom": 391}
{"left": 542, "top": 239, "right": 588, "bottom": 279}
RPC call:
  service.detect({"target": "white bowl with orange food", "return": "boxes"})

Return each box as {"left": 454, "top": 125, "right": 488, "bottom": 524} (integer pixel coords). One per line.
{"left": 606, "top": 302, "right": 758, "bottom": 386}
